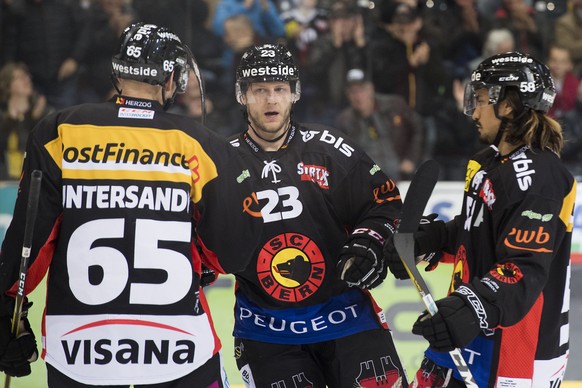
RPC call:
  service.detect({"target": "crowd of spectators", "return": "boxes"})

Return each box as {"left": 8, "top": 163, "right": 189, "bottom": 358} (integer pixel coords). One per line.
{"left": 0, "top": 0, "right": 581, "bottom": 181}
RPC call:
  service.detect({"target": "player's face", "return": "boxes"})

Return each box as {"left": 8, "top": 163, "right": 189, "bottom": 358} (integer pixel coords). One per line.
{"left": 471, "top": 88, "right": 502, "bottom": 144}
{"left": 245, "top": 82, "right": 293, "bottom": 139}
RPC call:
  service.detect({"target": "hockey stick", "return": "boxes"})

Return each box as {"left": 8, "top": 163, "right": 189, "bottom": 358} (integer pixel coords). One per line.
{"left": 4, "top": 170, "right": 42, "bottom": 388}
{"left": 392, "top": 160, "right": 477, "bottom": 387}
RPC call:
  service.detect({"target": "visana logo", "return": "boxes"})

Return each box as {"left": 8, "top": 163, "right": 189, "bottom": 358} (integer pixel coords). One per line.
{"left": 61, "top": 338, "right": 195, "bottom": 365}
{"left": 63, "top": 143, "right": 189, "bottom": 169}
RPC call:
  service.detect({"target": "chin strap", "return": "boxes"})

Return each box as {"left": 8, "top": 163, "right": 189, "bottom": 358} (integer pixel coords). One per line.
{"left": 162, "top": 85, "right": 179, "bottom": 111}
{"left": 111, "top": 74, "right": 122, "bottom": 95}
{"left": 247, "top": 121, "right": 290, "bottom": 144}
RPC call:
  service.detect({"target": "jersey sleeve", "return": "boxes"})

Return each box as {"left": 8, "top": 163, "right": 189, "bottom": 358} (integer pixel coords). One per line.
{"left": 0, "top": 114, "right": 63, "bottom": 296}
{"left": 471, "top": 183, "right": 576, "bottom": 327}
{"left": 331, "top": 151, "right": 402, "bottom": 241}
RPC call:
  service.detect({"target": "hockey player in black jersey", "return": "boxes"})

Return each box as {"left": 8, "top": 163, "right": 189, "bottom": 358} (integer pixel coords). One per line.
{"left": 210, "top": 43, "right": 409, "bottom": 387}
{"left": 0, "top": 22, "right": 262, "bottom": 387}
{"left": 385, "top": 52, "right": 576, "bottom": 387}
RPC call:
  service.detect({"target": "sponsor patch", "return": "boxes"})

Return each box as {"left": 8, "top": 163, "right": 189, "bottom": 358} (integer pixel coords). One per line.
{"left": 521, "top": 210, "right": 553, "bottom": 222}
{"left": 479, "top": 178, "right": 496, "bottom": 209}
{"left": 297, "top": 162, "right": 329, "bottom": 189}
{"left": 504, "top": 226, "right": 553, "bottom": 253}
{"left": 118, "top": 107, "right": 155, "bottom": 119}
{"left": 373, "top": 180, "right": 400, "bottom": 204}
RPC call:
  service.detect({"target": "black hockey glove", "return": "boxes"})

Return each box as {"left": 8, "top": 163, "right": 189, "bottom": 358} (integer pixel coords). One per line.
{"left": 337, "top": 228, "right": 386, "bottom": 289}
{"left": 200, "top": 264, "right": 217, "bottom": 288}
{"left": 0, "top": 296, "right": 38, "bottom": 377}
{"left": 383, "top": 214, "right": 445, "bottom": 280}
{"left": 412, "top": 285, "right": 499, "bottom": 352}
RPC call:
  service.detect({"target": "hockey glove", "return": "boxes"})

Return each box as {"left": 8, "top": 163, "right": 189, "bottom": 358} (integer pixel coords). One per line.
{"left": 0, "top": 296, "right": 38, "bottom": 377}
{"left": 200, "top": 264, "right": 217, "bottom": 288}
{"left": 412, "top": 285, "right": 499, "bottom": 352}
{"left": 383, "top": 214, "right": 446, "bottom": 280}
{"left": 337, "top": 228, "right": 386, "bottom": 289}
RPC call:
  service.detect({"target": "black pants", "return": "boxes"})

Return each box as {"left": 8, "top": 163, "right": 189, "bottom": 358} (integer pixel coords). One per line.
{"left": 235, "top": 329, "right": 409, "bottom": 388}
{"left": 46, "top": 352, "right": 227, "bottom": 387}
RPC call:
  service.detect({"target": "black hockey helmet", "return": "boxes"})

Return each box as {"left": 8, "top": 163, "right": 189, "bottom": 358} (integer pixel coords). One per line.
{"left": 235, "top": 43, "right": 301, "bottom": 104}
{"left": 111, "top": 22, "right": 191, "bottom": 94}
{"left": 464, "top": 51, "right": 556, "bottom": 116}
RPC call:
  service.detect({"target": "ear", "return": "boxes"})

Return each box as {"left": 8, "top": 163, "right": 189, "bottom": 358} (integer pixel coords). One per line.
{"left": 498, "top": 99, "right": 513, "bottom": 118}
{"left": 166, "top": 72, "right": 176, "bottom": 94}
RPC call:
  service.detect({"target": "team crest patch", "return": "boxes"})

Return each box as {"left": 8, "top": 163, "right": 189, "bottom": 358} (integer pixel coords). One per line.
{"left": 490, "top": 262, "right": 523, "bottom": 284}
{"left": 257, "top": 233, "right": 325, "bottom": 302}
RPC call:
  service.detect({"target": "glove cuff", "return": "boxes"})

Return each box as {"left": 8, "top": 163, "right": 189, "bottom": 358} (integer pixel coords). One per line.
{"left": 349, "top": 227, "right": 385, "bottom": 246}
{"left": 453, "top": 285, "right": 500, "bottom": 329}
{"left": 414, "top": 219, "right": 448, "bottom": 256}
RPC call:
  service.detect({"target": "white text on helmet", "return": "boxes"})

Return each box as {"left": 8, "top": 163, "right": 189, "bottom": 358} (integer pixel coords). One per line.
{"left": 112, "top": 62, "right": 159, "bottom": 77}
{"left": 491, "top": 56, "right": 533, "bottom": 65}
{"left": 242, "top": 65, "right": 296, "bottom": 78}
{"left": 499, "top": 75, "right": 519, "bottom": 82}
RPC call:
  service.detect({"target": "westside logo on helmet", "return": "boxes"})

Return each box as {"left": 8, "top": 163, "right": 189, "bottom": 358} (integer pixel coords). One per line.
{"left": 491, "top": 55, "right": 533, "bottom": 65}
{"left": 112, "top": 61, "right": 159, "bottom": 77}
{"left": 241, "top": 65, "right": 296, "bottom": 78}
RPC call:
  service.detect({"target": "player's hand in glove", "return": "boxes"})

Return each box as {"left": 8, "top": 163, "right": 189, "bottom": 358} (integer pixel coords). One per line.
{"left": 337, "top": 228, "right": 386, "bottom": 289}
{"left": 0, "top": 296, "right": 38, "bottom": 377}
{"left": 412, "top": 285, "right": 499, "bottom": 352}
{"left": 383, "top": 214, "right": 446, "bottom": 280}
{"left": 200, "top": 264, "right": 217, "bottom": 287}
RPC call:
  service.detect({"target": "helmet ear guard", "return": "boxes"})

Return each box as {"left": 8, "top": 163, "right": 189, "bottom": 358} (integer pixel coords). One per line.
{"left": 235, "top": 43, "right": 301, "bottom": 105}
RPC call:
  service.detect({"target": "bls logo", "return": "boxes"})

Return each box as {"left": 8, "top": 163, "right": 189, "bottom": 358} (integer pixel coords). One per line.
{"left": 257, "top": 233, "right": 325, "bottom": 302}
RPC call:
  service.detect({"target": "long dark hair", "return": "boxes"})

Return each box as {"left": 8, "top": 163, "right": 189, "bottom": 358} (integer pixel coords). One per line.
{"left": 503, "top": 88, "right": 564, "bottom": 155}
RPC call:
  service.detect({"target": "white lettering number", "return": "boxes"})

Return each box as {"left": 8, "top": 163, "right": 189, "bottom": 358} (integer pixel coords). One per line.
{"left": 256, "top": 186, "right": 303, "bottom": 223}
{"left": 68, "top": 219, "right": 128, "bottom": 305}
{"left": 67, "top": 219, "right": 192, "bottom": 305}
{"left": 126, "top": 45, "right": 142, "bottom": 58}
{"left": 130, "top": 220, "right": 192, "bottom": 305}
{"left": 163, "top": 60, "right": 174, "bottom": 72}
{"left": 260, "top": 49, "right": 275, "bottom": 57}
{"left": 520, "top": 81, "right": 536, "bottom": 93}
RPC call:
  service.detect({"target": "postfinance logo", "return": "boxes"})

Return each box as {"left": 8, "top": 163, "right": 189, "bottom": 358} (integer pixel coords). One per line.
{"left": 45, "top": 124, "right": 218, "bottom": 196}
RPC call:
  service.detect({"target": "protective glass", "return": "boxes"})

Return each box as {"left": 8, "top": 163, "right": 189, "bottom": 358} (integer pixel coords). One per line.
{"left": 463, "top": 83, "right": 502, "bottom": 116}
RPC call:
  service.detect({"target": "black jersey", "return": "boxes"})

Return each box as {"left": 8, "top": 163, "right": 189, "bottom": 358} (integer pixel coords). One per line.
{"left": 222, "top": 123, "right": 402, "bottom": 344}
{"left": 0, "top": 96, "right": 260, "bottom": 385}
{"left": 426, "top": 145, "right": 576, "bottom": 387}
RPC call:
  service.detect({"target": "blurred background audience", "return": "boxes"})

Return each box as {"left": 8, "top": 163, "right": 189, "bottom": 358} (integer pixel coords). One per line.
{"left": 0, "top": 62, "right": 53, "bottom": 179}
{"left": 334, "top": 68, "right": 424, "bottom": 180}
{"left": 0, "top": 0, "right": 578, "bottom": 181}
